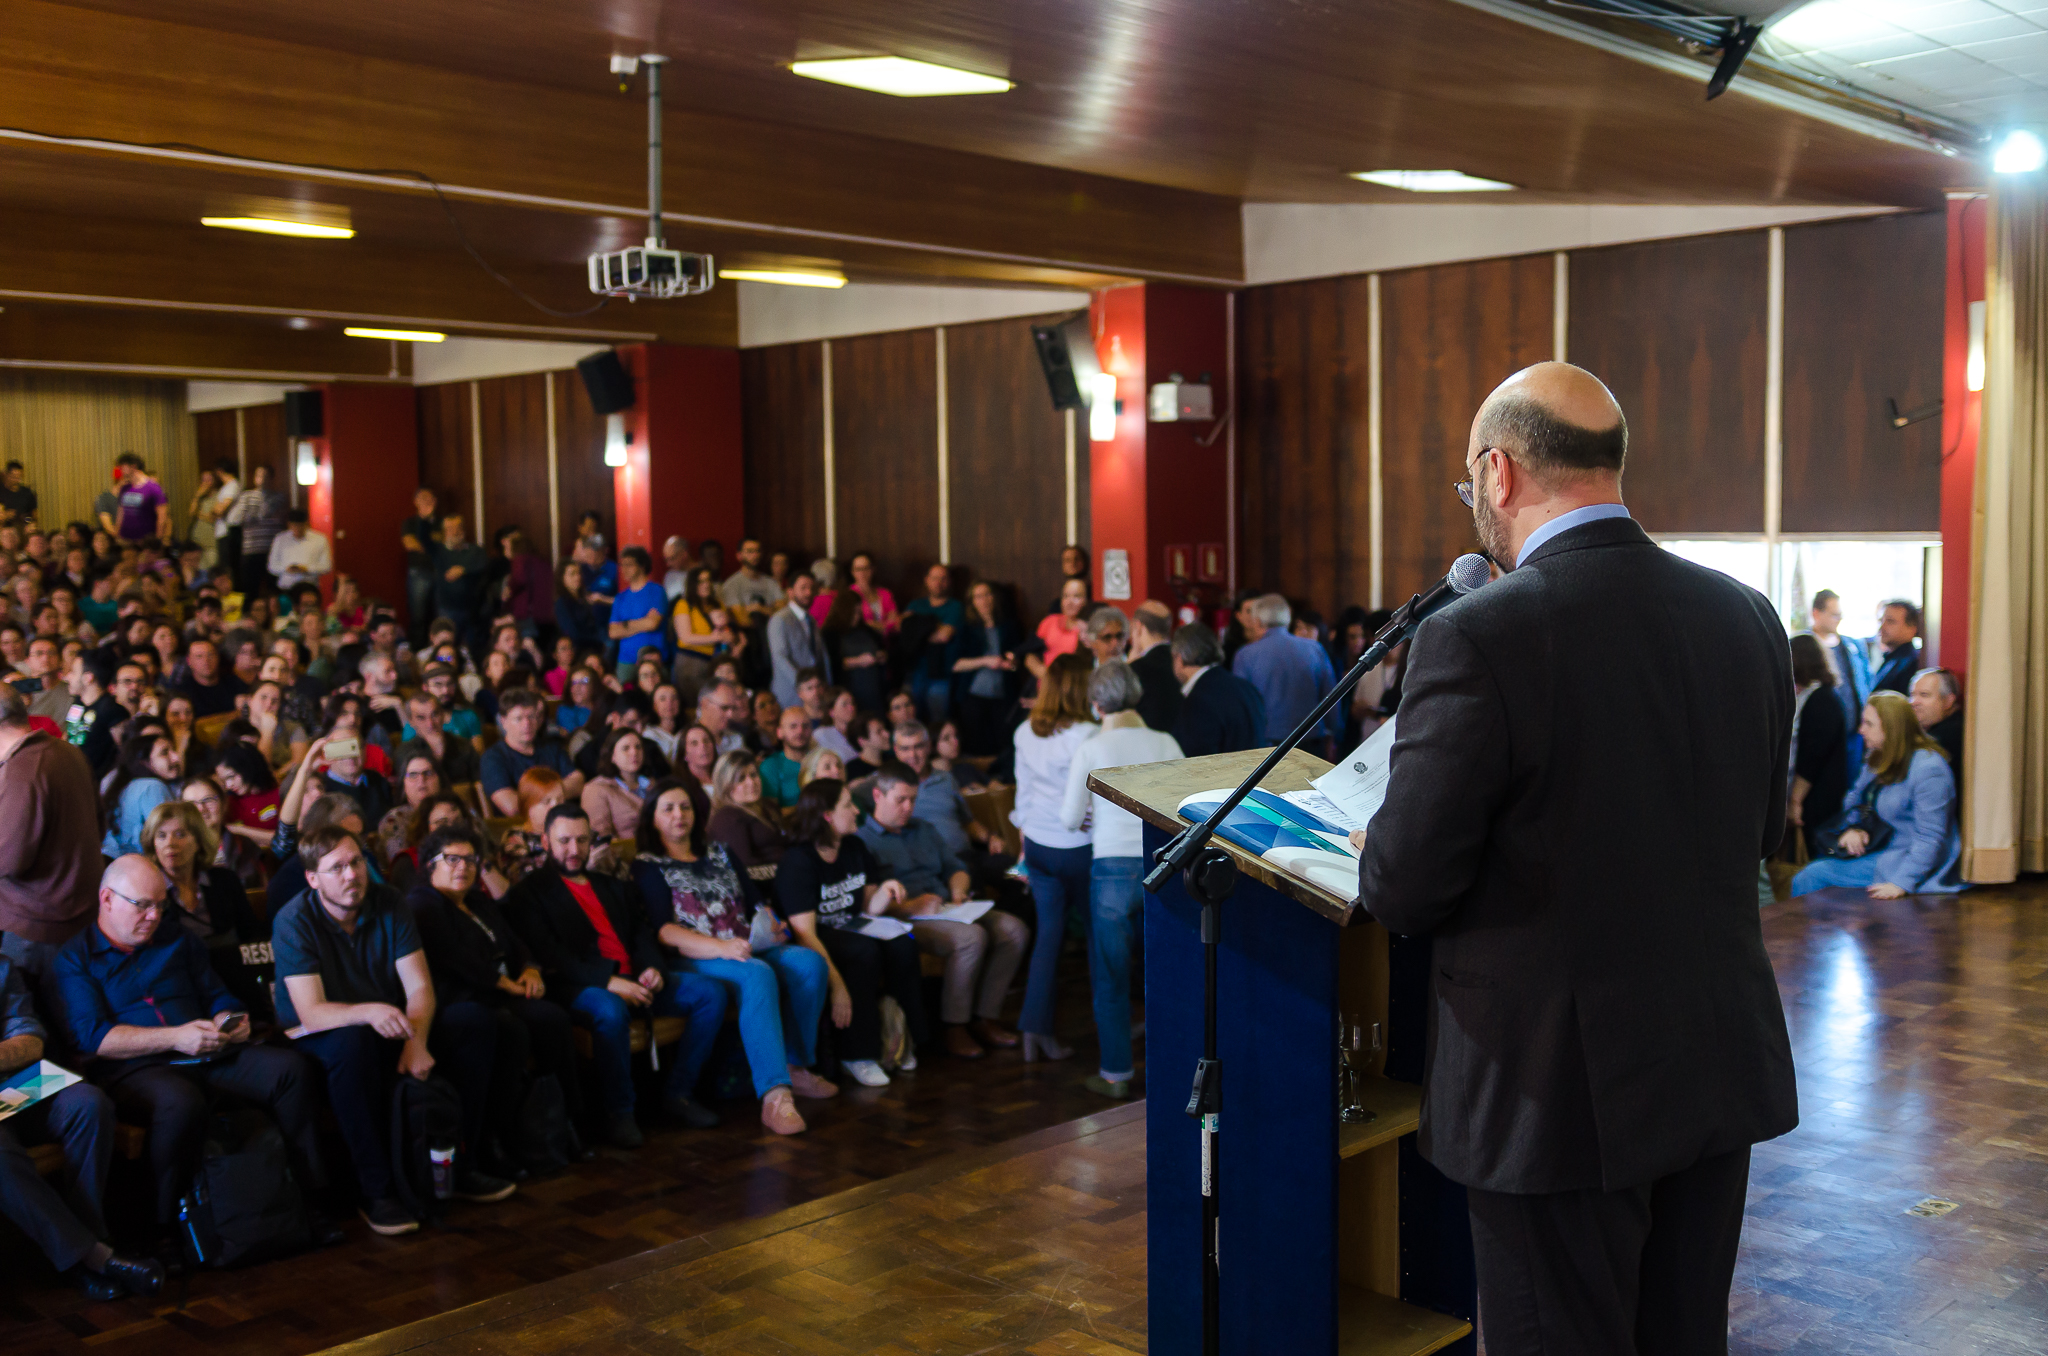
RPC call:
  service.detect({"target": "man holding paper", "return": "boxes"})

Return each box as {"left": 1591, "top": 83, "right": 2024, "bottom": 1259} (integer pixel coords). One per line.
{"left": 1355, "top": 363, "right": 1796, "bottom": 1356}
{"left": 859, "top": 764, "right": 1027, "bottom": 1060}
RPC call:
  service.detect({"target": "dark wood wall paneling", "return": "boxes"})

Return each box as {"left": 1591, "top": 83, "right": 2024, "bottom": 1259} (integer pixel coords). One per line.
{"left": 472, "top": 374, "right": 552, "bottom": 552}
{"left": 832, "top": 330, "right": 940, "bottom": 601}
{"left": 741, "top": 343, "right": 827, "bottom": 567}
{"left": 1568, "top": 231, "right": 1769, "bottom": 534}
{"left": 193, "top": 409, "right": 238, "bottom": 482}
{"left": 242, "top": 401, "right": 289, "bottom": 497}
{"left": 1383, "top": 255, "right": 1554, "bottom": 603}
{"left": 415, "top": 383, "right": 473, "bottom": 534}
{"left": 552, "top": 371, "right": 613, "bottom": 566}
{"left": 946, "top": 317, "right": 1074, "bottom": 623}
{"left": 1780, "top": 211, "right": 1946, "bottom": 533}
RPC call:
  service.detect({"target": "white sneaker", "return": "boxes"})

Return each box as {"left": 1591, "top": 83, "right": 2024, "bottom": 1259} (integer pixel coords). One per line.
{"left": 842, "top": 1059, "right": 891, "bottom": 1087}
{"left": 897, "top": 1047, "right": 918, "bottom": 1072}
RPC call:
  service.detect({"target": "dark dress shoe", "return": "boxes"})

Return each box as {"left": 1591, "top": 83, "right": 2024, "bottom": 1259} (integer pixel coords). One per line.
{"left": 64, "top": 1267, "right": 123, "bottom": 1302}
{"left": 309, "top": 1212, "right": 349, "bottom": 1248}
{"left": 663, "top": 1096, "right": 720, "bottom": 1129}
{"left": 944, "top": 1024, "right": 986, "bottom": 1059}
{"left": 102, "top": 1253, "right": 165, "bottom": 1297}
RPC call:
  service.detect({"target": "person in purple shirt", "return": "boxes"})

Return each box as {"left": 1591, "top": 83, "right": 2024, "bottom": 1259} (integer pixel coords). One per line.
{"left": 1231, "top": 593, "right": 1342, "bottom": 754}
{"left": 111, "top": 454, "right": 170, "bottom": 545}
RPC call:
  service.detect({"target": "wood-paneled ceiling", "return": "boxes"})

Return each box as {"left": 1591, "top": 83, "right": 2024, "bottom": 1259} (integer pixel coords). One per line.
{"left": 0, "top": 0, "right": 1979, "bottom": 379}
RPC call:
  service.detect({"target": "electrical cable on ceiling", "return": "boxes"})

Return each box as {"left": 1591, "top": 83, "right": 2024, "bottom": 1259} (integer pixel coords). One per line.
{"left": 0, "top": 125, "right": 611, "bottom": 319}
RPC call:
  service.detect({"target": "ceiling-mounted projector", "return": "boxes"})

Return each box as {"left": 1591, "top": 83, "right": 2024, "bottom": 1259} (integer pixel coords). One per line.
{"left": 587, "top": 52, "right": 714, "bottom": 300}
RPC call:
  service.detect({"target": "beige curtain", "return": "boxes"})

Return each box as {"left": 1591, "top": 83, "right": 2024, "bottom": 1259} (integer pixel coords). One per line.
{"left": 0, "top": 373, "right": 197, "bottom": 537}
{"left": 1965, "top": 181, "right": 2048, "bottom": 881}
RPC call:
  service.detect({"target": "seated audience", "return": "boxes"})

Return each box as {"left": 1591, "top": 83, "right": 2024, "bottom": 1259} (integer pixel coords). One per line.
{"left": 846, "top": 712, "right": 892, "bottom": 781}
{"left": 406, "top": 824, "right": 586, "bottom": 1173}
{"left": 1788, "top": 633, "right": 1849, "bottom": 853}
{"left": 63, "top": 648, "right": 125, "bottom": 776}
{"left": 400, "top": 689, "right": 481, "bottom": 785}
{"left": 1170, "top": 622, "right": 1267, "bottom": 757}
{"left": 311, "top": 718, "right": 392, "bottom": 828}
{"left": 1027, "top": 576, "right": 1090, "bottom": 683}
{"left": 179, "top": 774, "right": 265, "bottom": 887}
{"left": 169, "top": 636, "right": 244, "bottom": 718}
{"left": 1061, "top": 661, "right": 1183, "bottom": 1098}
{"left": 706, "top": 750, "right": 791, "bottom": 883}
{"left": 644, "top": 682, "right": 687, "bottom": 763}
{"left": 694, "top": 679, "right": 749, "bottom": 756}
{"left": 377, "top": 747, "right": 448, "bottom": 853}
{"left": 504, "top": 805, "right": 726, "bottom": 1144}
{"left": 813, "top": 685, "right": 859, "bottom": 763}
{"left": 776, "top": 778, "right": 930, "bottom": 1087}
{"left": 0, "top": 938, "right": 159, "bottom": 1300}
{"left": 266, "top": 760, "right": 373, "bottom": 915}
{"left": 418, "top": 663, "right": 483, "bottom": 742}
{"left": 581, "top": 727, "right": 652, "bottom": 845}
{"left": 859, "top": 763, "right": 1027, "bottom": 1059}
{"left": 892, "top": 719, "right": 1005, "bottom": 873}
{"left": 500, "top": 767, "right": 567, "bottom": 884}
{"left": 273, "top": 822, "right": 513, "bottom": 1234}
{"left": 1014, "top": 653, "right": 1098, "bottom": 1063}
{"left": 799, "top": 743, "right": 846, "bottom": 789}
{"left": 145, "top": 800, "right": 271, "bottom": 1019}
{"left": 1791, "top": 691, "right": 1964, "bottom": 899}
{"left": 631, "top": 779, "right": 835, "bottom": 1135}
{"left": 101, "top": 729, "right": 183, "bottom": 858}
{"left": 49, "top": 856, "right": 334, "bottom": 1248}
{"left": 1910, "top": 667, "right": 1964, "bottom": 781}
{"left": 481, "top": 688, "right": 580, "bottom": 816}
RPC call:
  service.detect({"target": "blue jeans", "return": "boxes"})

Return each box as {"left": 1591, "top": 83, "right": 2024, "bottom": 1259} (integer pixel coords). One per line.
{"left": 406, "top": 567, "right": 436, "bottom": 647}
{"left": 1088, "top": 856, "right": 1144, "bottom": 1080}
{"left": 1021, "top": 838, "right": 1093, "bottom": 1036}
{"left": 569, "top": 972, "right": 727, "bottom": 1118}
{"left": 1789, "top": 853, "right": 1883, "bottom": 896}
{"left": 672, "top": 946, "right": 829, "bottom": 1098}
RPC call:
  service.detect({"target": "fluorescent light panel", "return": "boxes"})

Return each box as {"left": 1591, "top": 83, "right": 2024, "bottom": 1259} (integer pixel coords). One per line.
{"left": 1350, "top": 170, "right": 1517, "bottom": 193}
{"left": 1993, "top": 130, "right": 2046, "bottom": 175}
{"left": 202, "top": 216, "right": 356, "bottom": 239}
{"left": 718, "top": 268, "right": 847, "bottom": 289}
{"left": 790, "top": 56, "right": 1012, "bottom": 97}
{"left": 342, "top": 326, "right": 446, "bottom": 342}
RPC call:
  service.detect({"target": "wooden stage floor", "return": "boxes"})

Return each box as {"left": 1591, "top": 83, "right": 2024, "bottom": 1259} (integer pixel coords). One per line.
{"left": 2, "top": 881, "right": 2042, "bottom": 1355}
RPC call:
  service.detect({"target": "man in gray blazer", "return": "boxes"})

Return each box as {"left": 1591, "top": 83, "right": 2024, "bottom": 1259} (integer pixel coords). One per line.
{"left": 1359, "top": 363, "right": 1797, "bottom": 1356}
{"left": 766, "top": 573, "right": 829, "bottom": 708}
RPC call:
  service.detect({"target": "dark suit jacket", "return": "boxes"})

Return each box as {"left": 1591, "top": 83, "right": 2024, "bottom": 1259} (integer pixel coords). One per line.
{"left": 1359, "top": 516, "right": 1797, "bottom": 1195}
{"left": 1792, "top": 679, "right": 1850, "bottom": 831}
{"left": 1172, "top": 666, "right": 1268, "bottom": 759}
{"left": 1130, "top": 642, "right": 1182, "bottom": 733}
{"left": 502, "top": 864, "right": 662, "bottom": 993}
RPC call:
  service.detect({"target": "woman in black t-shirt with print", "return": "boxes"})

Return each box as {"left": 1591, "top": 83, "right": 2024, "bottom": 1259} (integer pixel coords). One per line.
{"left": 776, "top": 778, "right": 932, "bottom": 1088}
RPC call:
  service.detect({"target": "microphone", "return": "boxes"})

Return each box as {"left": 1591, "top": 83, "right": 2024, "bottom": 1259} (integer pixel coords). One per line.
{"left": 1405, "top": 552, "right": 1493, "bottom": 627}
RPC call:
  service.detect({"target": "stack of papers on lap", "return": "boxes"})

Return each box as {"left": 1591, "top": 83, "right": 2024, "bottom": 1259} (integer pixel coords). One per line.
{"left": 856, "top": 917, "right": 915, "bottom": 940}
{"left": 909, "top": 900, "right": 993, "bottom": 925}
{"left": 0, "top": 1061, "right": 81, "bottom": 1121}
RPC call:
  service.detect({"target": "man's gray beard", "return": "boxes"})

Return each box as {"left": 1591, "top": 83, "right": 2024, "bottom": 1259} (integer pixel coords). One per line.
{"left": 1473, "top": 503, "right": 1513, "bottom": 566}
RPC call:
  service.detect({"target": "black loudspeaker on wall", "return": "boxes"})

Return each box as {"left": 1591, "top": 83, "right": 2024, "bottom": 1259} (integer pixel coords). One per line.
{"left": 283, "top": 390, "right": 324, "bottom": 439}
{"left": 1030, "top": 312, "right": 1102, "bottom": 412}
{"left": 577, "top": 350, "right": 637, "bottom": 415}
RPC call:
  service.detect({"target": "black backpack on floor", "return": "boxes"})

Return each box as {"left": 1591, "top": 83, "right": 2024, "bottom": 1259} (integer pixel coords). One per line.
{"left": 388, "top": 1073, "right": 464, "bottom": 1222}
{"left": 513, "top": 1073, "right": 573, "bottom": 1175}
{"left": 176, "top": 1108, "right": 316, "bottom": 1269}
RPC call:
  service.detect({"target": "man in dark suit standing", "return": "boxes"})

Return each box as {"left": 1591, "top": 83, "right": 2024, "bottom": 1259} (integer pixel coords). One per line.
{"left": 1358, "top": 363, "right": 1797, "bottom": 1355}
{"left": 1128, "top": 601, "right": 1182, "bottom": 733}
{"left": 1169, "top": 623, "right": 1267, "bottom": 757}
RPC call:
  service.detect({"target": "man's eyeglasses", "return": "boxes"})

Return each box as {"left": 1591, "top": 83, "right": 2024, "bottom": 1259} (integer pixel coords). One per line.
{"left": 109, "top": 888, "right": 167, "bottom": 916}
{"left": 432, "top": 852, "right": 480, "bottom": 870}
{"left": 1457, "top": 447, "right": 1502, "bottom": 508}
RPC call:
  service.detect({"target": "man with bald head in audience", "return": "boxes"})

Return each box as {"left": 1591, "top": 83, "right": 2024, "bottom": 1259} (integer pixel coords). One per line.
{"left": 1356, "top": 363, "right": 1797, "bottom": 1355}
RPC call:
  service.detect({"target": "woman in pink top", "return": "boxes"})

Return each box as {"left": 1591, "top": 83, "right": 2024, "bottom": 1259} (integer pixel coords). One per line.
{"left": 814, "top": 551, "right": 899, "bottom": 634}
{"left": 1029, "top": 576, "right": 1090, "bottom": 683}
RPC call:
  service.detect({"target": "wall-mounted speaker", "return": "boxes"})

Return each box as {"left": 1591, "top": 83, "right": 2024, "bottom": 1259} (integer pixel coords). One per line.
{"left": 283, "top": 389, "right": 324, "bottom": 438}
{"left": 578, "top": 350, "right": 637, "bottom": 415}
{"left": 1030, "top": 312, "right": 1102, "bottom": 412}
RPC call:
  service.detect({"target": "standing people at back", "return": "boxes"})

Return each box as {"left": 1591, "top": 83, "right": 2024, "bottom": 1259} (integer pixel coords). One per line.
{"left": 1869, "top": 599, "right": 1923, "bottom": 696}
{"left": 1231, "top": 593, "right": 1340, "bottom": 754}
{"left": 1012, "top": 652, "right": 1098, "bottom": 1064}
{"left": 767, "top": 573, "right": 830, "bottom": 708}
{"left": 1169, "top": 623, "right": 1267, "bottom": 758}
{"left": 1806, "top": 589, "right": 1871, "bottom": 763}
{"left": 1787, "top": 632, "right": 1850, "bottom": 855}
{"left": 1127, "top": 601, "right": 1181, "bottom": 734}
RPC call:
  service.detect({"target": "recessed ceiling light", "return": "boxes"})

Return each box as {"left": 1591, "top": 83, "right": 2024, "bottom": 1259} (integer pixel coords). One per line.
{"left": 1349, "top": 170, "right": 1517, "bottom": 193}
{"left": 201, "top": 216, "right": 356, "bottom": 239}
{"left": 343, "top": 327, "right": 446, "bottom": 342}
{"left": 790, "top": 56, "right": 1012, "bottom": 97}
{"left": 719, "top": 269, "right": 848, "bottom": 289}
{"left": 1993, "top": 129, "right": 2046, "bottom": 175}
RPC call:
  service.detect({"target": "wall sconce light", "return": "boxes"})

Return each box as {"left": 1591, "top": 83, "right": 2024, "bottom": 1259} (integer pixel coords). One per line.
{"left": 604, "top": 412, "right": 632, "bottom": 467}
{"left": 1089, "top": 372, "right": 1120, "bottom": 443}
{"left": 294, "top": 439, "right": 319, "bottom": 486}
{"left": 1967, "top": 299, "right": 1986, "bottom": 393}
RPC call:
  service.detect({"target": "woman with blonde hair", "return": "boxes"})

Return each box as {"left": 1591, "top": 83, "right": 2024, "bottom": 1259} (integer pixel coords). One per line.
{"left": 798, "top": 743, "right": 845, "bottom": 788}
{"left": 1011, "top": 650, "right": 1098, "bottom": 1060}
{"left": 707, "top": 750, "right": 790, "bottom": 883}
{"left": 1790, "top": 689, "right": 1963, "bottom": 899}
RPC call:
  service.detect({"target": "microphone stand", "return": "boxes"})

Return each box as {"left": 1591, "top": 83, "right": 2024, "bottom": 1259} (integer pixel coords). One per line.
{"left": 1142, "top": 585, "right": 1442, "bottom": 1356}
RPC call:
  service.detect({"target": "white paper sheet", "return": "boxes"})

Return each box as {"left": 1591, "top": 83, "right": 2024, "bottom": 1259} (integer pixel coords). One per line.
{"left": 909, "top": 899, "right": 994, "bottom": 925}
{"left": 1280, "top": 789, "right": 1368, "bottom": 837}
{"left": 1311, "top": 717, "right": 1398, "bottom": 833}
{"left": 856, "top": 917, "right": 916, "bottom": 940}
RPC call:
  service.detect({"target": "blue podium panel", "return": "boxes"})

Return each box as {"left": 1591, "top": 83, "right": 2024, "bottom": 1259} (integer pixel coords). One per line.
{"left": 1145, "top": 821, "right": 1341, "bottom": 1355}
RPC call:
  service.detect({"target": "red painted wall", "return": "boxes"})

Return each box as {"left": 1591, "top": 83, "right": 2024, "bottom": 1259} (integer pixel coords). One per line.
{"left": 613, "top": 343, "right": 745, "bottom": 560}
{"left": 1143, "top": 284, "right": 1232, "bottom": 613}
{"left": 320, "top": 383, "right": 419, "bottom": 612}
{"left": 1940, "top": 198, "right": 1987, "bottom": 676}
{"left": 1089, "top": 285, "right": 1149, "bottom": 611}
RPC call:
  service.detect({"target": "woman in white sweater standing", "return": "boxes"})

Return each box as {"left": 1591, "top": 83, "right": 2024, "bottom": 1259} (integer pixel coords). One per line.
{"left": 1061, "top": 660, "right": 1183, "bottom": 1098}
{"left": 1011, "top": 652, "right": 1098, "bottom": 1060}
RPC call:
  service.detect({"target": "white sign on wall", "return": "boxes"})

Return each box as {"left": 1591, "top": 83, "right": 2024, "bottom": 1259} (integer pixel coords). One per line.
{"left": 1102, "top": 549, "right": 1131, "bottom": 601}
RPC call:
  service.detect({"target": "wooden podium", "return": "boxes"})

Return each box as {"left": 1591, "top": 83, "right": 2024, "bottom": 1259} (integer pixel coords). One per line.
{"left": 1091, "top": 749, "right": 1476, "bottom": 1356}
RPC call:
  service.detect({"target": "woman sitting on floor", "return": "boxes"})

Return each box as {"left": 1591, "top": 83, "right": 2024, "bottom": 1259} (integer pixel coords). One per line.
{"left": 1790, "top": 689, "right": 1963, "bottom": 899}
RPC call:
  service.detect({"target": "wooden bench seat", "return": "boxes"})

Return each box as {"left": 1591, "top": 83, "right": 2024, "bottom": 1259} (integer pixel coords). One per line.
{"left": 30, "top": 1124, "right": 146, "bottom": 1176}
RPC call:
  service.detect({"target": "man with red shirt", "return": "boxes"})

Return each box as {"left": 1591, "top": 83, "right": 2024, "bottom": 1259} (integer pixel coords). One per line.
{"left": 503, "top": 804, "right": 725, "bottom": 1147}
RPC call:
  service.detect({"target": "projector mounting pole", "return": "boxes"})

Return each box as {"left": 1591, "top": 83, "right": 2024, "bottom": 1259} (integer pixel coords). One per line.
{"left": 643, "top": 54, "right": 668, "bottom": 248}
